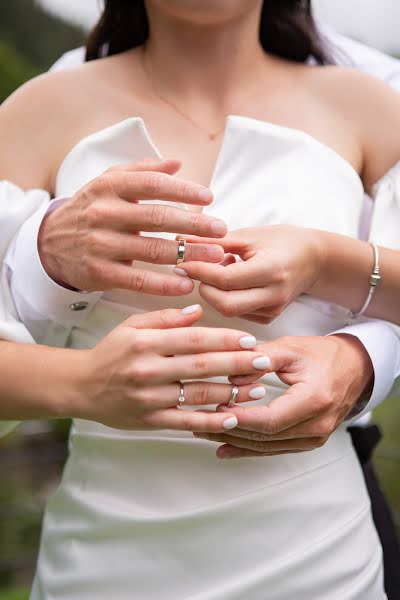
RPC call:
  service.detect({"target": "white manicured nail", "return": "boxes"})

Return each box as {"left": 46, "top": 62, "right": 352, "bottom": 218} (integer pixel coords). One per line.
{"left": 252, "top": 356, "right": 271, "bottom": 370}
{"left": 174, "top": 267, "right": 188, "bottom": 277}
{"left": 223, "top": 416, "right": 238, "bottom": 430}
{"left": 181, "top": 304, "right": 201, "bottom": 315}
{"left": 248, "top": 386, "right": 266, "bottom": 400}
{"left": 239, "top": 335, "right": 257, "bottom": 349}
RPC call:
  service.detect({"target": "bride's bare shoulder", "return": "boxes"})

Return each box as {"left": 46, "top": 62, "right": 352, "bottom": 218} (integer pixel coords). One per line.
{"left": 306, "top": 64, "right": 400, "bottom": 186}
{"left": 0, "top": 53, "right": 139, "bottom": 191}
{"left": 0, "top": 65, "right": 100, "bottom": 190}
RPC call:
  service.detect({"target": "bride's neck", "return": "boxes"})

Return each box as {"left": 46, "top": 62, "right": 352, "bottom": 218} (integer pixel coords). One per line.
{"left": 142, "top": 3, "right": 271, "bottom": 107}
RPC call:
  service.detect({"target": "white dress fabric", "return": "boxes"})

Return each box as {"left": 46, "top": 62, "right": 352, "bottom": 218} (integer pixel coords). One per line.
{"left": 26, "top": 116, "right": 389, "bottom": 599}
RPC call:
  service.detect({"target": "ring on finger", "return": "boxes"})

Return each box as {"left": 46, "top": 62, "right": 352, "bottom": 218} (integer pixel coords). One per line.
{"left": 227, "top": 385, "right": 239, "bottom": 408}
{"left": 177, "top": 381, "right": 185, "bottom": 408}
{"left": 176, "top": 239, "right": 186, "bottom": 264}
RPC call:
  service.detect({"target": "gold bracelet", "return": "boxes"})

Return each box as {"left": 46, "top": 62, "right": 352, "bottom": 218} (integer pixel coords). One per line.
{"left": 348, "top": 242, "right": 381, "bottom": 323}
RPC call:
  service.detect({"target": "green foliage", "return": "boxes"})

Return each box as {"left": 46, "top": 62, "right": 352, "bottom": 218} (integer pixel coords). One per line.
{"left": 0, "top": 0, "right": 86, "bottom": 102}
{"left": 373, "top": 396, "right": 400, "bottom": 537}
{"left": 0, "top": 587, "right": 29, "bottom": 600}
{"left": 0, "top": 41, "right": 37, "bottom": 103}
{"left": 0, "top": 0, "right": 85, "bottom": 72}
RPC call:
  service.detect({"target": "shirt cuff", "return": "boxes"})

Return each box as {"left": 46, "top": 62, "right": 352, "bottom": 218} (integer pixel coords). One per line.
{"left": 330, "top": 320, "right": 400, "bottom": 418}
{"left": 5, "top": 197, "right": 103, "bottom": 326}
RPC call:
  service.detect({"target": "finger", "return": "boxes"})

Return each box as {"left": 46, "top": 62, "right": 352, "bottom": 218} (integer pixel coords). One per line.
{"left": 122, "top": 305, "right": 203, "bottom": 331}
{"left": 178, "top": 232, "right": 247, "bottom": 253}
{"left": 106, "top": 171, "right": 213, "bottom": 206}
{"left": 229, "top": 340, "right": 300, "bottom": 385}
{"left": 109, "top": 262, "right": 195, "bottom": 295}
{"left": 216, "top": 446, "right": 302, "bottom": 459}
{"left": 181, "top": 259, "right": 267, "bottom": 290}
{"left": 138, "top": 326, "right": 258, "bottom": 355}
{"left": 144, "top": 408, "right": 240, "bottom": 433}
{"left": 222, "top": 418, "right": 331, "bottom": 442}
{"left": 203, "top": 421, "right": 319, "bottom": 441}
{"left": 239, "top": 314, "right": 275, "bottom": 325}
{"left": 156, "top": 350, "right": 271, "bottom": 381}
{"left": 107, "top": 158, "right": 181, "bottom": 176}
{"left": 217, "top": 384, "right": 317, "bottom": 434}
{"left": 102, "top": 202, "right": 227, "bottom": 238}
{"left": 137, "top": 381, "right": 266, "bottom": 409}
{"left": 220, "top": 254, "right": 236, "bottom": 267}
{"left": 114, "top": 235, "right": 224, "bottom": 264}
{"left": 199, "top": 284, "right": 271, "bottom": 317}
{"left": 193, "top": 432, "right": 317, "bottom": 452}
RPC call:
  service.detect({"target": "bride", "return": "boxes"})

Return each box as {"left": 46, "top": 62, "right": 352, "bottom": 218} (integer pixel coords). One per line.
{"left": 1, "top": 1, "right": 400, "bottom": 598}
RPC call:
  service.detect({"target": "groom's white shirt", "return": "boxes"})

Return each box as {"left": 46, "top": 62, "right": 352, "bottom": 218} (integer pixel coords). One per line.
{"left": 4, "top": 30, "right": 400, "bottom": 424}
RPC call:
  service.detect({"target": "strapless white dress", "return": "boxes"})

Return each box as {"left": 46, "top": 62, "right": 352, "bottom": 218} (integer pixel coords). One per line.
{"left": 30, "top": 116, "right": 386, "bottom": 599}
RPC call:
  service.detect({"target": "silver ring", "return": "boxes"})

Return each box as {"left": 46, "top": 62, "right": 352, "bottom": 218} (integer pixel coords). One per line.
{"left": 176, "top": 239, "right": 186, "bottom": 264}
{"left": 227, "top": 385, "right": 239, "bottom": 408}
{"left": 177, "top": 381, "right": 185, "bottom": 408}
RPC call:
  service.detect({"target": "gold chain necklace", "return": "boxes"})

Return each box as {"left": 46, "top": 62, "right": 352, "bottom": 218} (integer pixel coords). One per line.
{"left": 141, "top": 48, "right": 265, "bottom": 141}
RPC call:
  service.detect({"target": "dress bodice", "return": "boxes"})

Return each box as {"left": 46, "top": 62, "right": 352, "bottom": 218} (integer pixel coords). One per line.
{"left": 54, "top": 116, "right": 366, "bottom": 437}
{"left": 55, "top": 115, "right": 364, "bottom": 357}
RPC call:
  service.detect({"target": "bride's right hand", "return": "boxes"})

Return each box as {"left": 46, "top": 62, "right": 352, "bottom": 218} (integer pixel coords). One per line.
{"left": 38, "top": 158, "right": 227, "bottom": 294}
{"left": 74, "top": 305, "right": 268, "bottom": 431}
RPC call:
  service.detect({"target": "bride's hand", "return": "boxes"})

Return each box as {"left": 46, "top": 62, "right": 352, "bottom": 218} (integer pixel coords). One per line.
{"left": 74, "top": 304, "right": 269, "bottom": 431}
{"left": 193, "top": 334, "right": 373, "bottom": 458}
{"left": 176, "top": 225, "right": 323, "bottom": 323}
{"left": 38, "top": 158, "right": 227, "bottom": 295}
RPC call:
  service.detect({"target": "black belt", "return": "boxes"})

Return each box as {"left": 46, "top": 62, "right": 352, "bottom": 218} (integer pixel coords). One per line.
{"left": 347, "top": 424, "right": 382, "bottom": 466}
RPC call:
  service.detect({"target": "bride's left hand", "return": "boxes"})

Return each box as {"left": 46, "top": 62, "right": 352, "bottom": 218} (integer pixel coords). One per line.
{"left": 193, "top": 334, "right": 373, "bottom": 458}
{"left": 176, "top": 225, "right": 323, "bottom": 323}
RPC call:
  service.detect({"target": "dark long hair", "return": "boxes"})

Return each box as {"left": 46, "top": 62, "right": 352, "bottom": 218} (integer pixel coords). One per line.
{"left": 86, "top": 1, "right": 332, "bottom": 64}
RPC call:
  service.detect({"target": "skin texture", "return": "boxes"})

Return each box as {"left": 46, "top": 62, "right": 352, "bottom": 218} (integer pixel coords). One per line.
{"left": 1, "top": 0, "right": 400, "bottom": 453}
{"left": 38, "top": 158, "right": 227, "bottom": 295}
{"left": 194, "top": 333, "right": 373, "bottom": 459}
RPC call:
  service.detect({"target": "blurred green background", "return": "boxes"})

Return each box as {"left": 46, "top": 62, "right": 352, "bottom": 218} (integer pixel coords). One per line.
{"left": 0, "top": 1, "right": 399, "bottom": 599}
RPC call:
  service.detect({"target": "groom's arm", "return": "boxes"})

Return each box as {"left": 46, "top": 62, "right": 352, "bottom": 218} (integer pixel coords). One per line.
{"left": 323, "top": 27, "right": 400, "bottom": 412}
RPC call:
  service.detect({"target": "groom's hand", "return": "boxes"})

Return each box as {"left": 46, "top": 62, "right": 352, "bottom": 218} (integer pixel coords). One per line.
{"left": 38, "top": 158, "right": 227, "bottom": 294}
{"left": 194, "top": 334, "right": 374, "bottom": 458}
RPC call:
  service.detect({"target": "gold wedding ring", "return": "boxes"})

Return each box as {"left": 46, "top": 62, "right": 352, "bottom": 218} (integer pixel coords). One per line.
{"left": 228, "top": 385, "right": 239, "bottom": 408}
{"left": 176, "top": 239, "right": 186, "bottom": 264}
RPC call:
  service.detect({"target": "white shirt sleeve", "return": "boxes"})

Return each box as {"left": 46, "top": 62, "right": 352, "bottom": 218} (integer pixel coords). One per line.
{"left": 4, "top": 197, "right": 103, "bottom": 346}
{"left": 0, "top": 49, "right": 91, "bottom": 438}
{"left": 3, "top": 47, "right": 103, "bottom": 346}
{"left": 0, "top": 182, "right": 50, "bottom": 437}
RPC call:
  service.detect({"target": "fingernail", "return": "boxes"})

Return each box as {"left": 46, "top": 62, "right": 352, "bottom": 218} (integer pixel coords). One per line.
{"left": 252, "top": 356, "right": 271, "bottom": 370}
{"left": 179, "top": 279, "right": 193, "bottom": 293}
{"left": 181, "top": 304, "right": 201, "bottom": 315}
{"left": 248, "top": 386, "right": 266, "bottom": 400}
{"left": 210, "top": 219, "right": 227, "bottom": 236}
{"left": 239, "top": 335, "right": 257, "bottom": 349}
{"left": 223, "top": 416, "right": 238, "bottom": 430}
{"left": 174, "top": 267, "right": 188, "bottom": 277}
{"left": 198, "top": 188, "right": 213, "bottom": 203}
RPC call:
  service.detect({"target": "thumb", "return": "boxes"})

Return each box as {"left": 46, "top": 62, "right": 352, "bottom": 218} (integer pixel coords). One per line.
{"left": 107, "top": 158, "right": 181, "bottom": 176}
{"left": 121, "top": 304, "right": 202, "bottom": 331}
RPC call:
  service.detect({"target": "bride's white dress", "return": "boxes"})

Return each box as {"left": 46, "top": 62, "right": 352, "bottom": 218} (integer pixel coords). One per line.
{"left": 29, "top": 116, "right": 386, "bottom": 599}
